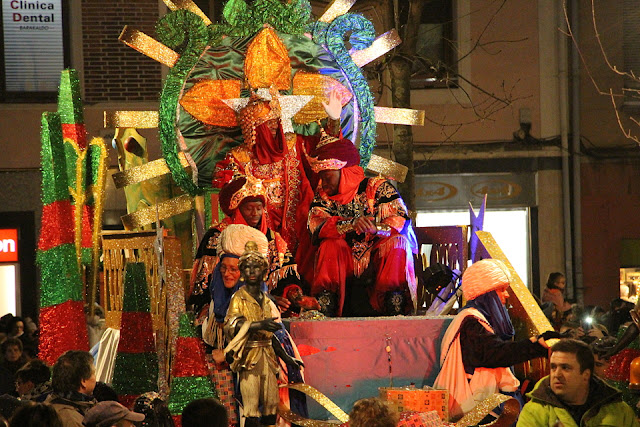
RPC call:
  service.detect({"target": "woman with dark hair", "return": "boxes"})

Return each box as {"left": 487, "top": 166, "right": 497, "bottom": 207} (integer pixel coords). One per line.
{"left": 132, "top": 393, "right": 173, "bottom": 427}
{"left": 541, "top": 272, "right": 572, "bottom": 330}
{"left": 9, "top": 403, "right": 63, "bottom": 427}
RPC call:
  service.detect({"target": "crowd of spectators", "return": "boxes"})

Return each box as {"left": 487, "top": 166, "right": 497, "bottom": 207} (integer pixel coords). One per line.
{"left": 2, "top": 270, "right": 640, "bottom": 426}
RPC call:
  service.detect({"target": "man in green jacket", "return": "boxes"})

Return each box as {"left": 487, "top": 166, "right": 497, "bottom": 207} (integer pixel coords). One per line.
{"left": 518, "top": 339, "right": 639, "bottom": 426}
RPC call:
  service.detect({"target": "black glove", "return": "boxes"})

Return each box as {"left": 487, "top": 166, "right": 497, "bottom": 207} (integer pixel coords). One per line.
{"left": 537, "top": 330, "right": 566, "bottom": 341}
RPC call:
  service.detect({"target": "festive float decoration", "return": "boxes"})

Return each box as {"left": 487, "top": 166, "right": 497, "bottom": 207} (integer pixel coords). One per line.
{"left": 168, "top": 312, "right": 218, "bottom": 427}
{"left": 37, "top": 69, "right": 108, "bottom": 364}
{"left": 109, "top": 0, "right": 424, "bottom": 200}
{"left": 111, "top": 262, "right": 159, "bottom": 408}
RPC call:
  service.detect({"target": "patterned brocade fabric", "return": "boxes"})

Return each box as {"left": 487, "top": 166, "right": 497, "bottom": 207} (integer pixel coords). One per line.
{"left": 308, "top": 177, "right": 411, "bottom": 263}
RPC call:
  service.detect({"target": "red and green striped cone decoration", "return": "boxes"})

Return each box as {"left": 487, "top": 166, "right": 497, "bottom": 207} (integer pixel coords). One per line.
{"left": 36, "top": 69, "right": 107, "bottom": 365}
{"left": 36, "top": 109, "right": 88, "bottom": 365}
{"left": 58, "top": 69, "right": 92, "bottom": 267}
{"left": 112, "top": 262, "right": 158, "bottom": 408}
{"left": 168, "top": 312, "right": 218, "bottom": 427}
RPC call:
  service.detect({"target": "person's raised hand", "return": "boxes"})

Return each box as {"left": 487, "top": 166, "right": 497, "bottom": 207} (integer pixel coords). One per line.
{"left": 321, "top": 89, "right": 342, "bottom": 120}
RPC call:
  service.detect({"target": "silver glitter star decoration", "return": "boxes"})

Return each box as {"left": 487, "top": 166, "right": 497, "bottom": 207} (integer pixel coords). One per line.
{"left": 222, "top": 88, "right": 314, "bottom": 134}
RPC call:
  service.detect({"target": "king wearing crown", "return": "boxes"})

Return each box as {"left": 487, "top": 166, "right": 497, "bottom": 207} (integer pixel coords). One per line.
{"left": 307, "top": 137, "right": 418, "bottom": 317}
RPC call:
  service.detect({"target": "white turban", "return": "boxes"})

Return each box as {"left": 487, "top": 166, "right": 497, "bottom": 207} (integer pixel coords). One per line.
{"left": 217, "top": 224, "right": 268, "bottom": 257}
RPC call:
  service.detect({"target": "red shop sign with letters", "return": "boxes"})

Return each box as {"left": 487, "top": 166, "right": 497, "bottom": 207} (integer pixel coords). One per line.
{"left": 0, "top": 229, "right": 18, "bottom": 262}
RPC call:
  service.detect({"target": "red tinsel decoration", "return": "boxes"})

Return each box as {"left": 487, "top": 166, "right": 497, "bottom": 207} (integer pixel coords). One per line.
{"left": 39, "top": 300, "right": 89, "bottom": 365}
{"left": 118, "top": 312, "right": 156, "bottom": 353}
{"left": 604, "top": 348, "right": 640, "bottom": 382}
{"left": 38, "top": 200, "right": 75, "bottom": 250}
{"left": 172, "top": 414, "right": 182, "bottom": 427}
{"left": 119, "top": 394, "right": 138, "bottom": 410}
{"left": 80, "top": 204, "right": 93, "bottom": 248}
{"left": 62, "top": 123, "right": 87, "bottom": 149}
{"left": 172, "top": 337, "right": 209, "bottom": 378}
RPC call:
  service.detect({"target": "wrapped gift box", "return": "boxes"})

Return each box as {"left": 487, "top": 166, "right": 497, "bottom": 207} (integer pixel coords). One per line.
{"left": 397, "top": 411, "right": 444, "bottom": 427}
{"left": 379, "top": 387, "right": 449, "bottom": 422}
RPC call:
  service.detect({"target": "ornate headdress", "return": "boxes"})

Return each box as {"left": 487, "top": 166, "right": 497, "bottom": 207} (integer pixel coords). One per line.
{"left": 237, "top": 87, "right": 282, "bottom": 147}
{"left": 305, "top": 131, "right": 361, "bottom": 173}
{"left": 218, "top": 172, "right": 267, "bottom": 217}
{"left": 239, "top": 240, "right": 268, "bottom": 268}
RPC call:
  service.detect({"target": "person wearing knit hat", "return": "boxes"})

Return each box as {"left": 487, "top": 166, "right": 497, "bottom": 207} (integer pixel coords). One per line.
{"left": 189, "top": 174, "right": 303, "bottom": 319}
{"left": 434, "top": 259, "right": 559, "bottom": 422}
{"left": 306, "top": 137, "right": 417, "bottom": 317}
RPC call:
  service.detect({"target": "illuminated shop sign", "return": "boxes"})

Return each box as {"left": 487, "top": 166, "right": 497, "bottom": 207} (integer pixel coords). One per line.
{"left": 0, "top": 229, "right": 18, "bottom": 263}
{"left": 2, "top": 0, "right": 64, "bottom": 92}
{"left": 415, "top": 173, "right": 534, "bottom": 209}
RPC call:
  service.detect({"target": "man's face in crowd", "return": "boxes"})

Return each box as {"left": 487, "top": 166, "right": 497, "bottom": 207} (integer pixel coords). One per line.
{"left": 5, "top": 345, "right": 21, "bottom": 362}
{"left": 15, "top": 378, "right": 34, "bottom": 397}
{"left": 549, "top": 351, "right": 590, "bottom": 405}
{"left": 11, "top": 321, "right": 24, "bottom": 337}
{"left": 220, "top": 257, "right": 241, "bottom": 289}
{"left": 319, "top": 169, "right": 341, "bottom": 196}
{"left": 80, "top": 364, "right": 97, "bottom": 395}
{"left": 239, "top": 199, "right": 264, "bottom": 228}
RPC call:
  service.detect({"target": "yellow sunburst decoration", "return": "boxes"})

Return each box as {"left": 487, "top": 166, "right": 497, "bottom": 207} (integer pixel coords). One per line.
{"left": 245, "top": 27, "right": 292, "bottom": 90}
{"left": 292, "top": 71, "right": 353, "bottom": 124}
{"left": 179, "top": 79, "right": 242, "bottom": 126}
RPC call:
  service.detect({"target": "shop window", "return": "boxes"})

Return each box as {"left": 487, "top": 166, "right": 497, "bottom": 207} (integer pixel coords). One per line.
{"left": 410, "top": 0, "right": 457, "bottom": 89}
{"left": 0, "top": 0, "right": 70, "bottom": 102}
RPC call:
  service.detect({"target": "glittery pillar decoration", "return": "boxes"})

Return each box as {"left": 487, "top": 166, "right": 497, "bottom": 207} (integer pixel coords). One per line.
{"left": 156, "top": 10, "right": 209, "bottom": 196}
{"left": 39, "top": 300, "right": 89, "bottom": 365}
{"left": 168, "top": 312, "right": 217, "bottom": 418}
{"left": 58, "top": 69, "right": 93, "bottom": 267}
{"left": 475, "top": 231, "right": 554, "bottom": 339}
{"left": 112, "top": 263, "right": 159, "bottom": 405}
{"left": 37, "top": 107, "right": 88, "bottom": 365}
{"left": 88, "top": 137, "right": 108, "bottom": 307}
{"left": 311, "top": 14, "right": 377, "bottom": 166}
{"left": 104, "top": 110, "right": 160, "bottom": 129}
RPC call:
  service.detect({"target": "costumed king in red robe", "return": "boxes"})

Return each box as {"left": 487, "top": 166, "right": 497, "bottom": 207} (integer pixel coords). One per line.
{"left": 305, "top": 136, "right": 418, "bottom": 317}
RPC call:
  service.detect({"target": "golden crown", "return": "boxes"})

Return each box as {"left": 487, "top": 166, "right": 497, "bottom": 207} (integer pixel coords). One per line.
{"left": 228, "top": 172, "right": 267, "bottom": 212}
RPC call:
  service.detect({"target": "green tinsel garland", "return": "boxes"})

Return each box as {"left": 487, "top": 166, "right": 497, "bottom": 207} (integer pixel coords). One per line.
{"left": 157, "top": 10, "right": 209, "bottom": 196}
{"left": 40, "top": 112, "right": 69, "bottom": 205}
{"left": 37, "top": 245, "right": 83, "bottom": 307}
{"left": 219, "top": 0, "right": 311, "bottom": 38}
{"left": 312, "top": 14, "right": 377, "bottom": 167}
{"left": 112, "top": 352, "right": 159, "bottom": 394}
{"left": 58, "top": 69, "right": 84, "bottom": 125}
{"left": 178, "top": 312, "right": 198, "bottom": 337}
{"left": 122, "top": 263, "right": 151, "bottom": 312}
{"left": 168, "top": 376, "right": 217, "bottom": 414}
